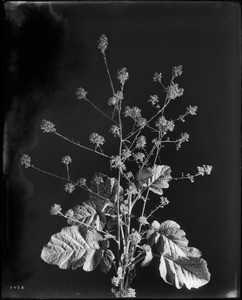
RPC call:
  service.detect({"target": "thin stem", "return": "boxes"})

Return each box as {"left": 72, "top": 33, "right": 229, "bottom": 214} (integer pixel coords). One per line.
{"left": 103, "top": 53, "right": 115, "bottom": 95}
{"left": 54, "top": 132, "right": 110, "bottom": 159}
{"left": 31, "top": 165, "right": 111, "bottom": 203}
{"left": 66, "top": 164, "right": 70, "bottom": 180}
{"left": 138, "top": 189, "right": 150, "bottom": 232}
{"left": 84, "top": 96, "right": 118, "bottom": 125}
{"left": 146, "top": 205, "right": 162, "bottom": 219}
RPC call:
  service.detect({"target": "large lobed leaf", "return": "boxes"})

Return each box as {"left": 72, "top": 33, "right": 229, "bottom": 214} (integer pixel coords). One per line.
{"left": 147, "top": 220, "right": 211, "bottom": 289}
{"left": 41, "top": 226, "right": 115, "bottom": 272}
{"left": 136, "top": 165, "right": 172, "bottom": 195}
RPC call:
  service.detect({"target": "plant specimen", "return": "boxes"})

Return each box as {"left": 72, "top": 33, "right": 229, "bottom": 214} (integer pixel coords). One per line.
{"left": 20, "top": 34, "right": 212, "bottom": 298}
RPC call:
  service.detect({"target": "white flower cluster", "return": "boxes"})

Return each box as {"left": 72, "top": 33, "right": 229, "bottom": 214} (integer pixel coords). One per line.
{"left": 76, "top": 87, "right": 88, "bottom": 100}
{"left": 40, "top": 120, "right": 56, "bottom": 133}
{"left": 50, "top": 204, "right": 62, "bottom": 215}
{"left": 156, "top": 116, "right": 175, "bottom": 134}
{"left": 61, "top": 155, "right": 72, "bottom": 165}
{"left": 89, "top": 133, "right": 105, "bottom": 147}
{"left": 117, "top": 67, "right": 129, "bottom": 85}
{"left": 20, "top": 154, "right": 31, "bottom": 168}
{"left": 64, "top": 182, "right": 75, "bottom": 193}
{"left": 197, "top": 165, "right": 213, "bottom": 176}
{"left": 98, "top": 34, "right": 108, "bottom": 54}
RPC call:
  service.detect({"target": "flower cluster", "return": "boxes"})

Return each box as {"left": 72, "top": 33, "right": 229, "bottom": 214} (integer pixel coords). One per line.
{"left": 136, "top": 135, "right": 146, "bottom": 149}
{"left": 197, "top": 165, "right": 213, "bottom": 176}
{"left": 40, "top": 120, "right": 56, "bottom": 133}
{"left": 76, "top": 178, "right": 87, "bottom": 186}
{"left": 186, "top": 105, "right": 198, "bottom": 116}
{"left": 130, "top": 230, "right": 141, "bottom": 245}
{"left": 20, "top": 154, "right": 31, "bottom": 168}
{"left": 93, "top": 174, "right": 104, "bottom": 185}
{"left": 120, "top": 203, "right": 129, "bottom": 215}
{"left": 108, "top": 91, "right": 123, "bottom": 106}
{"left": 156, "top": 116, "right": 175, "bottom": 134}
{"left": 138, "top": 216, "right": 149, "bottom": 226}
{"left": 110, "top": 155, "right": 126, "bottom": 172}
{"left": 176, "top": 132, "right": 189, "bottom": 150}
{"left": 61, "top": 155, "right": 72, "bottom": 165}
{"left": 50, "top": 204, "right": 62, "bottom": 215}
{"left": 98, "top": 34, "right": 108, "bottom": 54}
{"left": 110, "top": 125, "right": 120, "bottom": 137}
{"left": 124, "top": 106, "right": 141, "bottom": 120}
{"left": 160, "top": 196, "right": 170, "bottom": 207}
{"left": 167, "top": 82, "right": 184, "bottom": 100}
{"left": 148, "top": 94, "right": 159, "bottom": 106}
{"left": 122, "top": 148, "right": 132, "bottom": 160}
{"left": 172, "top": 65, "right": 183, "bottom": 78}
{"left": 152, "top": 138, "right": 162, "bottom": 148}
{"left": 153, "top": 72, "right": 162, "bottom": 83}
{"left": 89, "top": 133, "right": 105, "bottom": 147}
{"left": 133, "top": 152, "right": 145, "bottom": 163}
{"left": 64, "top": 182, "right": 75, "bottom": 193}
{"left": 76, "top": 87, "right": 88, "bottom": 100}
{"left": 117, "top": 67, "right": 129, "bottom": 85}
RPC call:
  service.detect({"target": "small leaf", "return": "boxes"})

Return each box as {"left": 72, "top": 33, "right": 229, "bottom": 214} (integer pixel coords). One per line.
{"left": 136, "top": 165, "right": 172, "bottom": 195}
{"left": 89, "top": 173, "right": 123, "bottom": 204}
{"left": 100, "top": 249, "right": 115, "bottom": 273}
{"left": 141, "top": 246, "right": 153, "bottom": 267}
{"left": 159, "top": 255, "right": 210, "bottom": 289}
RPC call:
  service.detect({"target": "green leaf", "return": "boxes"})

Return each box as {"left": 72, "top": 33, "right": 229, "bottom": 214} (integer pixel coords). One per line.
{"left": 41, "top": 226, "right": 104, "bottom": 271}
{"left": 89, "top": 173, "right": 123, "bottom": 205}
{"left": 141, "top": 246, "right": 153, "bottom": 267}
{"left": 67, "top": 201, "right": 105, "bottom": 231}
{"left": 159, "top": 255, "right": 211, "bottom": 289}
{"left": 100, "top": 249, "right": 115, "bottom": 273}
{"left": 136, "top": 165, "right": 172, "bottom": 195}
{"left": 146, "top": 220, "right": 210, "bottom": 289}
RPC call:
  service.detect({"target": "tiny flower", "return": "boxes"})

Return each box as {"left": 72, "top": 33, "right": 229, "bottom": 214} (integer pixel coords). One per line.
{"left": 124, "top": 106, "right": 141, "bottom": 120}
{"left": 136, "top": 135, "right": 146, "bottom": 149}
{"left": 108, "top": 91, "right": 123, "bottom": 106}
{"left": 120, "top": 203, "right": 129, "bottom": 215}
{"left": 172, "top": 65, "right": 183, "bottom": 78}
{"left": 126, "top": 182, "right": 138, "bottom": 195}
{"left": 110, "top": 155, "right": 126, "bottom": 172}
{"left": 152, "top": 138, "right": 162, "bottom": 148}
{"left": 98, "top": 34, "right": 108, "bottom": 54}
{"left": 138, "top": 216, "right": 149, "bottom": 226}
{"left": 136, "top": 117, "right": 147, "bottom": 128}
{"left": 117, "top": 67, "right": 129, "bottom": 85}
{"left": 93, "top": 174, "right": 104, "bottom": 185}
{"left": 186, "top": 105, "right": 198, "bottom": 116}
{"left": 89, "top": 133, "right": 105, "bottom": 147}
{"left": 65, "top": 209, "right": 74, "bottom": 218}
{"left": 61, "top": 155, "right": 72, "bottom": 165}
{"left": 130, "top": 230, "right": 141, "bottom": 245}
{"left": 111, "top": 276, "right": 120, "bottom": 287}
{"left": 110, "top": 125, "right": 120, "bottom": 137}
{"left": 126, "top": 288, "right": 136, "bottom": 298}
{"left": 76, "top": 87, "right": 88, "bottom": 100}
{"left": 156, "top": 116, "right": 175, "bottom": 134}
{"left": 153, "top": 72, "right": 162, "bottom": 83}
{"left": 76, "top": 178, "right": 87, "bottom": 186}
{"left": 148, "top": 94, "right": 159, "bottom": 106}
{"left": 160, "top": 196, "right": 170, "bottom": 207}
{"left": 20, "top": 154, "right": 31, "bottom": 168}
{"left": 64, "top": 182, "right": 75, "bottom": 193}
{"left": 176, "top": 132, "right": 189, "bottom": 150}
{"left": 122, "top": 148, "right": 132, "bottom": 160}
{"left": 40, "top": 120, "right": 56, "bottom": 133}
{"left": 167, "top": 82, "right": 184, "bottom": 100}
{"left": 50, "top": 204, "right": 62, "bottom": 215}
{"left": 197, "top": 165, "right": 213, "bottom": 176}
{"left": 133, "top": 152, "right": 145, "bottom": 163}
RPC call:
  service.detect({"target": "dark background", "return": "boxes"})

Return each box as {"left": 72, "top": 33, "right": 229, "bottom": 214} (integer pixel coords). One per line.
{"left": 2, "top": 2, "right": 240, "bottom": 299}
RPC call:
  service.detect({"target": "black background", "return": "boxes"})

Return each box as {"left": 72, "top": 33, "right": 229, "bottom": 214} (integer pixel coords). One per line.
{"left": 2, "top": 2, "right": 240, "bottom": 299}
